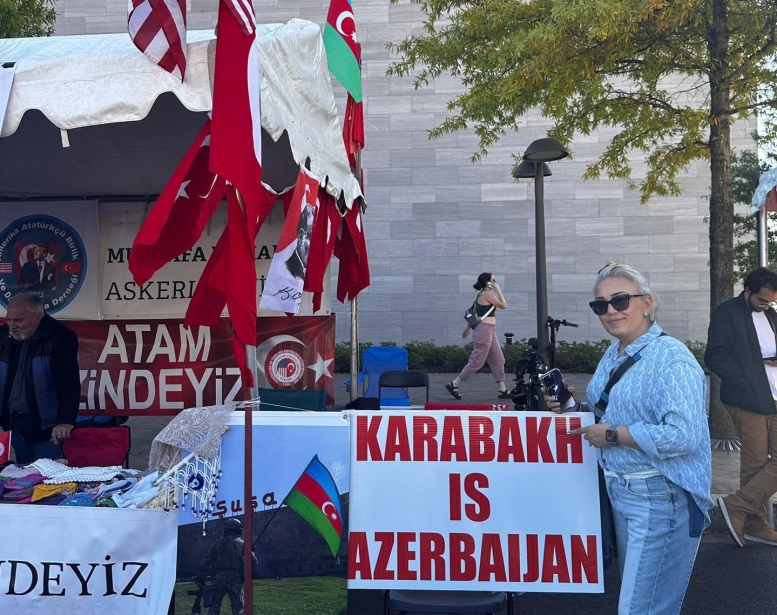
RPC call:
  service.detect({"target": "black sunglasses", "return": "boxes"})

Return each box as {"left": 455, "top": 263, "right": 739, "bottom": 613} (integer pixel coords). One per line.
{"left": 589, "top": 293, "right": 645, "bottom": 316}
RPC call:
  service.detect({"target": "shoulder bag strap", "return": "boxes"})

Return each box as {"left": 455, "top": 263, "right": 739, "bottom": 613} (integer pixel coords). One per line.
{"left": 593, "top": 332, "right": 667, "bottom": 418}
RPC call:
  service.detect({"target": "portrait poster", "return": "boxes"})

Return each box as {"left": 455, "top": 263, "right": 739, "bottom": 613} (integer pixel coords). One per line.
{"left": 0, "top": 201, "right": 100, "bottom": 319}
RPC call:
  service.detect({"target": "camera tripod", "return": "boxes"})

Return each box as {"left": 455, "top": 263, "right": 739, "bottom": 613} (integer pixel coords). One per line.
{"left": 508, "top": 316, "right": 577, "bottom": 411}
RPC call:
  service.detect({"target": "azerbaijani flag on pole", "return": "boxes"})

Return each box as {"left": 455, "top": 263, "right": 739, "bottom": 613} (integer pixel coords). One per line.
{"left": 322, "top": 0, "right": 362, "bottom": 102}
{"left": 284, "top": 455, "right": 343, "bottom": 557}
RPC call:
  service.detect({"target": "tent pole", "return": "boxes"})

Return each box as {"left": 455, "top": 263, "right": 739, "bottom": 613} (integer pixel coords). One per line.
{"left": 350, "top": 295, "right": 359, "bottom": 402}
{"left": 244, "top": 342, "right": 258, "bottom": 614}
{"left": 758, "top": 205, "right": 769, "bottom": 267}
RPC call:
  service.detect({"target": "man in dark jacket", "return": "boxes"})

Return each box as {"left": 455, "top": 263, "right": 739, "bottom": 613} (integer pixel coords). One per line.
{"left": 706, "top": 267, "right": 777, "bottom": 547}
{"left": 0, "top": 292, "right": 80, "bottom": 463}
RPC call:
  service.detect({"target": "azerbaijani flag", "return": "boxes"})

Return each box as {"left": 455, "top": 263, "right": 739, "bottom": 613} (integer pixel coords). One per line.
{"left": 322, "top": 0, "right": 362, "bottom": 102}
{"left": 285, "top": 455, "right": 343, "bottom": 557}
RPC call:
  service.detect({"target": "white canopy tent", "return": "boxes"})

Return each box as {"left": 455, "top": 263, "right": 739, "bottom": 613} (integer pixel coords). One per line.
{"left": 0, "top": 19, "right": 362, "bottom": 206}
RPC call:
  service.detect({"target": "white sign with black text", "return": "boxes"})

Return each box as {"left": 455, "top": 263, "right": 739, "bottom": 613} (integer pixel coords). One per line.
{"left": 0, "top": 504, "right": 177, "bottom": 614}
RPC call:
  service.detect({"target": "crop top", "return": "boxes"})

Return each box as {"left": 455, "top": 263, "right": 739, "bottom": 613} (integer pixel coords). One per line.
{"left": 475, "top": 293, "right": 496, "bottom": 318}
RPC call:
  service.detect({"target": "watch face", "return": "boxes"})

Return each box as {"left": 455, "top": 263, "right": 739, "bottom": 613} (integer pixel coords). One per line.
{"left": 606, "top": 428, "right": 617, "bottom": 443}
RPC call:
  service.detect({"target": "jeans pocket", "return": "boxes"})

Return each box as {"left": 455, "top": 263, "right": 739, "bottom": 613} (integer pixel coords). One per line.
{"left": 625, "top": 474, "right": 672, "bottom": 499}
{"left": 684, "top": 490, "right": 704, "bottom": 538}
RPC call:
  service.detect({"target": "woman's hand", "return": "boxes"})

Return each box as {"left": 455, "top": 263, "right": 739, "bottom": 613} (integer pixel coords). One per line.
{"left": 462, "top": 327, "right": 471, "bottom": 339}
{"left": 543, "top": 386, "right": 576, "bottom": 414}
{"left": 568, "top": 423, "right": 611, "bottom": 448}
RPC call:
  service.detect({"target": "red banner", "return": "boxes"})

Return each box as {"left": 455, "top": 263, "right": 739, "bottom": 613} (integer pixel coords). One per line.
{"left": 70, "top": 315, "right": 335, "bottom": 416}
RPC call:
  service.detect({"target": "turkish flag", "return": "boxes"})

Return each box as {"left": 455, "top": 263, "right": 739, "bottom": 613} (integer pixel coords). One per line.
{"left": 185, "top": 185, "right": 277, "bottom": 386}
{"left": 129, "top": 120, "right": 226, "bottom": 286}
{"left": 305, "top": 190, "right": 340, "bottom": 313}
{"left": 184, "top": 225, "right": 230, "bottom": 329}
{"left": 61, "top": 262, "right": 81, "bottom": 274}
{"left": 0, "top": 431, "right": 10, "bottom": 465}
{"left": 335, "top": 203, "right": 370, "bottom": 303}
{"left": 210, "top": 0, "right": 267, "bottom": 228}
{"left": 343, "top": 95, "right": 364, "bottom": 164}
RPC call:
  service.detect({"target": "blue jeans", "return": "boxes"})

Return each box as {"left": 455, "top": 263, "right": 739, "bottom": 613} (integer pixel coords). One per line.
{"left": 606, "top": 473, "right": 702, "bottom": 615}
{"left": 11, "top": 429, "right": 62, "bottom": 464}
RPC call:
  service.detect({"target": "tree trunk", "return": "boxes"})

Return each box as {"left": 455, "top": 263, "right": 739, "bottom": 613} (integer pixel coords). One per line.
{"left": 707, "top": 0, "right": 737, "bottom": 439}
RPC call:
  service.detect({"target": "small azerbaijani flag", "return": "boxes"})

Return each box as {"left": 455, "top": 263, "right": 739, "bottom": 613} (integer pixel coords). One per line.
{"left": 284, "top": 455, "right": 343, "bottom": 557}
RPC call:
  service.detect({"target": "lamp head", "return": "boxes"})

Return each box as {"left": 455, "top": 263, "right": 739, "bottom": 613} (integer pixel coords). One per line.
{"left": 523, "top": 138, "right": 569, "bottom": 162}
{"left": 513, "top": 160, "right": 552, "bottom": 179}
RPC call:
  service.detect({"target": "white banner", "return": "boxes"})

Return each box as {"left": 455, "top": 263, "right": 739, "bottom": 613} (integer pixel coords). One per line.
{"left": 0, "top": 201, "right": 100, "bottom": 319}
{"left": 347, "top": 410, "right": 603, "bottom": 593}
{"left": 100, "top": 201, "right": 330, "bottom": 319}
{"left": 0, "top": 505, "right": 177, "bottom": 614}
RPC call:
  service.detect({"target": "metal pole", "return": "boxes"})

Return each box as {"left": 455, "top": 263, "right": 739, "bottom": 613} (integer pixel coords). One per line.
{"left": 349, "top": 148, "right": 363, "bottom": 402}
{"left": 243, "top": 343, "right": 257, "bottom": 614}
{"left": 534, "top": 163, "right": 549, "bottom": 366}
{"left": 350, "top": 296, "right": 359, "bottom": 402}
{"left": 758, "top": 206, "right": 769, "bottom": 267}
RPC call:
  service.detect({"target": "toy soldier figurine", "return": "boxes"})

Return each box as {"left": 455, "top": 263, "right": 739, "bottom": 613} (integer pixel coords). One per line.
{"left": 196, "top": 518, "right": 258, "bottom": 615}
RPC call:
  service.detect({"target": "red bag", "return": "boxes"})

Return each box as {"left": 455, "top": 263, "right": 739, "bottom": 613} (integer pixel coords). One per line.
{"left": 62, "top": 426, "right": 131, "bottom": 468}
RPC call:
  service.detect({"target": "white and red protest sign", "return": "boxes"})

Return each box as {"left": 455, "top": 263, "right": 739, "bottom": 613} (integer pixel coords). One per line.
{"left": 347, "top": 410, "right": 602, "bottom": 593}
{"left": 70, "top": 315, "right": 335, "bottom": 415}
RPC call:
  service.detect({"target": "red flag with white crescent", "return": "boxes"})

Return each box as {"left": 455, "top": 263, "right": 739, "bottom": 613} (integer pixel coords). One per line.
{"left": 0, "top": 431, "right": 10, "bottom": 465}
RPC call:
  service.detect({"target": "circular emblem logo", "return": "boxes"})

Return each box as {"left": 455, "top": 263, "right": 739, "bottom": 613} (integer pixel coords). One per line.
{"left": 0, "top": 441, "right": 4, "bottom": 457}
{"left": 0, "top": 215, "right": 87, "bottom": 314}
{"left": 266, "top": 348, "right": 305, "bottom": 387}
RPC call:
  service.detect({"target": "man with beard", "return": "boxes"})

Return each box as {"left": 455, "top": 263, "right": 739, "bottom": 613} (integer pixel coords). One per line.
{"left": 706, "top": 266, "right": 777, "bottom": 547}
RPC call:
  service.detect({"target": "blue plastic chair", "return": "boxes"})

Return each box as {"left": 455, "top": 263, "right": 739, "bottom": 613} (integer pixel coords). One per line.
{"left": 344, "top": 346, "right": 410, "bottom": 406}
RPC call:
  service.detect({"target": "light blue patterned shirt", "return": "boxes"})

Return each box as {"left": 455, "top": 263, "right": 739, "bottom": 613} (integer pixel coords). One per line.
{"left": 586, "top": 322, "right": 713, "bottom": 519}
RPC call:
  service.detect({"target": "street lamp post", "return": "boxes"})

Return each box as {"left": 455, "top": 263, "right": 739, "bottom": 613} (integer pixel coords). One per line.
{"left": 513, "top": 138, "right": 569, "bottom": 366}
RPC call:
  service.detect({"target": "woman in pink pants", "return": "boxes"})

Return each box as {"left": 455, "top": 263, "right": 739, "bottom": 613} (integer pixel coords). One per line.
{"left": 446, "top": 272, "right": 510, "bottom": 399}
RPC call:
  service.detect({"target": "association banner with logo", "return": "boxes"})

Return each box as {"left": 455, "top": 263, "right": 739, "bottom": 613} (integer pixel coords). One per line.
{"left": 0, "top": 505, "right": 177, "bottom": 615}
{"left": 71, "top": 315, "right": 335, "bottom": 415}
{"left": 347, "top": 410, "right": 603, "bottom": 593}
{"left": 0, "top": 202, "right": 100, "bottom": 319}
{"left": 100, "top": 201, "right": 331, "bottom": 319}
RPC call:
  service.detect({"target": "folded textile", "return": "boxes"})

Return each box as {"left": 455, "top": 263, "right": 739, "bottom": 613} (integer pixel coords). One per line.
{"left": 32, "top": 482, "right": 77, "bottom": 503}
{"left": 90, "top": 478, "right": 137, "bottom": 499}
{"left": 5, "top": 473, "right": 45, "bottom": 490}
{"left": 0, "top": 464, "right": 39, "bottom": 480}
{"left": 32, "top": 459, "right": 127, "bottom": 484}
{"left": 59, "top": 493, "right": 97, "bottom": 507}
{"left": 2, "top": 485, "right": 34, "bottom": 503}
{"left": 32, "top": 493, "right": 69, "bottom": 506}
{"left": 112, "top": 472, "right": 161, "bottom": 509}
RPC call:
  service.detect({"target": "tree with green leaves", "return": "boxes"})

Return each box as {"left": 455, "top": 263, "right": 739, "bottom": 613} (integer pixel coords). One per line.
{"left": 389, "top": 0, "right": 777, "bottom": 438}
{"left": 0, "top": 0, "right": 56, "bottom": 39}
